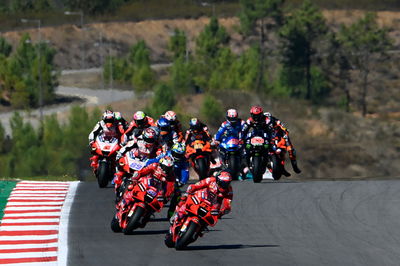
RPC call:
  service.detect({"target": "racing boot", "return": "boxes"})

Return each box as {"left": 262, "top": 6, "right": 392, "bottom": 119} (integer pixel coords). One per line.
{"left": 281, "top": 166, "right": 291, "bottom": 177}
{"left": 291, "top": 160, "right": 301, "bottom": 174}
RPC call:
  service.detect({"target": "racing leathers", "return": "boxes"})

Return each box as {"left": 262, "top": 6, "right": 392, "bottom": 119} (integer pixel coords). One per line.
{"left": 265, "top": 113, "right": 301, "bottom": 174}
{"left": 88, "top": 120, "right": 124, "bottom": 171}
{"left": 173, "top": 176, "right": 233, "bottom": 224}
{"left": 215, "top": 119, "right": 246, "bottom": 162}
{"left": 122, "top": 116, "right": 156, "bottom": 145}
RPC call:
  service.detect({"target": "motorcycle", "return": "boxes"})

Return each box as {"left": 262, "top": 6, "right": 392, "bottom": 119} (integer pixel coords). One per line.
{"left": 115, "top": 150, "right": 148, "bottom": 203}
{"left": 186, "top": 139, "right": 213, "bottom": 180}
{"left": 111, "top": 176, "right": 165, "bottom": 234}
{"left": 246, "top": 134, "right": 281, "bottom": 183}
{"left": 91, "top": 134, "right": 121, "bottom": 188}
{"left": 165, "top": 189, "right": 219, "bottom": 250}
{"left": 219, "top": 136, "right": 242, "bottom": 180}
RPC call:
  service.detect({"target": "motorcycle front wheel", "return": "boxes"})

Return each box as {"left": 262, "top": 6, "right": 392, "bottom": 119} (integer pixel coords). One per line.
{"left": 228, "top": 153, "right": 241, "bottom": 180}
{"left": 252, "top": 156, "right": 264, "bottom": 183}
{"left": 175, "top": 221, "right": 198, "bottom": 250}
{"left": 110, "top": 215, "right": 121, "bottom": 232}
{"left": 271, "top": 155, "right": 282, "bottom": 180}
{"left": 97, "top": 161, "right": 110, "bottom": 188}
{"left": 123, "top": 206, "right": 145, "bottom": 235}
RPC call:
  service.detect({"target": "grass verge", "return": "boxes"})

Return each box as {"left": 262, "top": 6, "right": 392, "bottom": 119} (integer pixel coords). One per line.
{"left": 0, "top": 181, "right": 17, "bottom": 221}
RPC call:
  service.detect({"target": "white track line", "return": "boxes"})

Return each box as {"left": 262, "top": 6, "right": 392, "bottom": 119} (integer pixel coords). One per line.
{"left": 0, "top": 251, "right": 58, "bottom": 259}
{"left": 58, "top": 181, "right": 79, "bottom": 266}
{"left": 0, "top": 235, "right": 59, "bottom": 241}
{"left": 0, "top": 219, "right": 60, "bottom": 223}
{"left": 0, "top": 225, "right": 60, "bottom": 231}
{"left": 0, "top": 243, "right": 58, "bottom": 249}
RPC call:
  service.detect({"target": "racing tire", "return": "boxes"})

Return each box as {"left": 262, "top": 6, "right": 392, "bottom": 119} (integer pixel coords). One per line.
{"left": 165, "top": 233, "right": 175, "bottom": 248}
{"left": 175, "top": 222, "right": 198, "bottom": 250}
{"left": 97, "top": 161, "right": 110, "bottom": 188}
{"left": 252, "top": 156, "right": 263, "bottom": 183}
{"left": 110, "top": 216, "right": 122, "bottom": 232}
{"left": 123, "top": 206, "right": 145, "bottom": 235}
{"left": 271, "top": 155, "right": 282, "bottom": 180}
{"left": 196, "top": 158, "right": 209, "bottom": 180}
{"left": 228, "top": 154, "right": 241, "bottom": 180}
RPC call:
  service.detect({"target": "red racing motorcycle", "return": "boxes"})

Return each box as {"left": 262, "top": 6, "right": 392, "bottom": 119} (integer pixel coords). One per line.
{"left": 111, "top": 176, "right": 164, "bottom": 234}
{"left": 165, "top": 189, "right": 219, "bottom": 250}
{"left": 91, "top": 134, "right": 121, "bottom": 188}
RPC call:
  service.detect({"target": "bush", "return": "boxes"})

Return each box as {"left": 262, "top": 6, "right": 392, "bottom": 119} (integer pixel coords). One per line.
{"left": 200, "top": 94, "right": 224, "bottom": 127}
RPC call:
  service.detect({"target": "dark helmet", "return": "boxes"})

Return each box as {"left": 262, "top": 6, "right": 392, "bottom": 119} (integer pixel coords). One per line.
{"left": 226, "top": 108, "right": 238, "bottom": 124}
{"left": 133, "top": 111, "right": 147, "bottom": 127}
{"left": 216, "top": 171, "right": 232, "bottom": 190}
{"left": 102, "top": 110, "right": 115, "bottom": 128}
{"left": 160, "top": 155, "right": 174, "bottom": 175}
{"left": 189, "top": 118, "right": 202, "bottom": 132}
{"left": 157, "top": 117, "right": 171, "bottom": 136}
{"left": 142, "top": 127, "right": 157, "bottom": 144}
{"left": 250, "top": 105, "right": 264, "bottom": 123}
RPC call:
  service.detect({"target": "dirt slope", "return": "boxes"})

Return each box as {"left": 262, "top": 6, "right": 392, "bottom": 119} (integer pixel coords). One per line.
{"left": 2, "top": 10, "right": 400, "bottom": 69}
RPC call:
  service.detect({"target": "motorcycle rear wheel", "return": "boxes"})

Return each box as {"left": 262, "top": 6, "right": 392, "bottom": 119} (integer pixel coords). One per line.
{"left": 271, "top": 155, "right": 282, "bottom": 180}
{"left": 97, "top": 161, "right": 110, "bottom": 188}
{"left": 123, "top": 206, "right": 145, "bottom": 235}
{"left": 175, "top": 222, "right": 198, "bottom": 250}
{"left": 196, "top": 158, "right": 208, "bottom": 180}
{"left": 252, "top": 156, "right": 263, "bottom": 183}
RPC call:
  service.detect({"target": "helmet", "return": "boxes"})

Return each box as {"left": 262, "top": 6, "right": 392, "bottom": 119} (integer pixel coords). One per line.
{"left": 142, "top": 127, "right": 157, "bottom": 144}
{"left": 164, "top": 111, "right": 177, "bottom": 123}
{"left": 171, "top": 142, "right": 185, "bottom": 160}
{"left": 216, "top": 171, "right": 232, "bottom": 190}
{"left": 133, "top": 111, "right": 147, "bottom": 127}
{"left": 189, "top": 118, "right": 202, "bottom": 132}
{"left": 160, "top": 155, "right": 174, "bottom": 174}
{"left": 226, "top": 109, "right": 238, "bottom": 124}
{"left": 114, "top": 112, "right": 122, "bottom": 121}
{"left": 102, "top": 110, "right": 115, "bottom": 128}
{"left": 157, "top": 117, "right": 171, "bottom": 136}
{"left": 250, "top": 105, "right": 264, "bottom": 122}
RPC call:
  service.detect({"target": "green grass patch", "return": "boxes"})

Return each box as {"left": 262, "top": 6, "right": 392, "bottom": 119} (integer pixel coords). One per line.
{"left": 0, "top": 181, "right": 17, "bottom": 220}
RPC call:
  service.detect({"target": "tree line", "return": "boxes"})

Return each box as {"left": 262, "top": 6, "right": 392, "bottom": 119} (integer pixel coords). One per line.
{"left": 105, "top": 0, "right": 393, "bottom": 118}
{"left": 0, "top": 34, "right": 58, "bottom": 109}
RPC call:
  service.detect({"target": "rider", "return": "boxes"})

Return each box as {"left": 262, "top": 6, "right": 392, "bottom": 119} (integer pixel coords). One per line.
{"left": 145, "top": 142, "right": 190, "bottom": 218}
{"left": 114, "top": 111, "right": 128, "bottom": 133}
{"left": 214, "top": 108, "right": 246, "bottom": 162}
{"left": 120, "top": 156, "right": 176, "bottom": 225}
{"left": 157, "top": 117, "right": 179, "bottom": 152}
{"left": 162, "top": 110, "right": 184, "bottom": 143}
{"left": 171, "top": 170, "right": 233, "bottom": 225}
{"left": 122, "top": 111, "right": 156, "bottom": 145}
{"left": 264, "top": 112, "right": 301, "bottom": 174}
{"left": 113, "top": 127, "right": 162, "bottom": 191}
{"left": 88, "top": 110, "right": 124, "bottom": 171}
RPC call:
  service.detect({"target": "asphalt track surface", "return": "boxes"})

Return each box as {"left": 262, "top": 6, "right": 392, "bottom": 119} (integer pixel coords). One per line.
{"left": 68, "top": 180, "right": 400, "bottom": 266}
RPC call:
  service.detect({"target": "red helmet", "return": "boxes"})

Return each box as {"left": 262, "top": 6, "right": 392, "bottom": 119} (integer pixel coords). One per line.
{"left": 216, "top": 171, "right": 232, "bottom": 190}
{"left": 250, "top": 105, "right": 264, "bottom": 122}
{"left": 226, "top": 109, "right": 238, "bottom": 124}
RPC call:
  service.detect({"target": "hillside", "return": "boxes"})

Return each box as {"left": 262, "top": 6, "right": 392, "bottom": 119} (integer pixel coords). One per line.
{"left": 2, "top": 10, "right": 400, "bottom": 70}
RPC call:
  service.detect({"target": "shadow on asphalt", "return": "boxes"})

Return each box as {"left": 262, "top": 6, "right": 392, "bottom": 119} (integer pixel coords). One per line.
{"left": 185, "top": 244, "right": 279, "bottom": 250}
{"left": 150, "top": 217, "right": 169, "bottom": 222}
{"left": 131, "top": 229, "right": 169, "bottom": 235}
